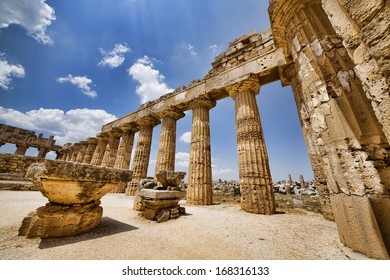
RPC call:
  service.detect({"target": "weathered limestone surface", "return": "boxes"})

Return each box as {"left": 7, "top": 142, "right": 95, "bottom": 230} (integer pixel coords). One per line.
{"left": 154, "top": 108, "right": 185, "bottom": 175}
{"left": 226, "top": 75, "right": 275, "bottom": 214}
{"left": 19, "top": 201, "right": 102, "bottom": 238}
{"left": 82, "top": 137, "right": 98, "bottom": 164}
{"left": 270, "top": 0, "right": 390, "bottom": 259}
{"left": 101, "top": 128, "right": 122, "bottom": 168}
{"left": 19, "top": 160, "right": 132, "bottom": 238}
{"left": 137, "top": 189, "right": 183, "bottom": 222}
{"left": 126, "top": 116, "right": 160, "bottom": 196}
{"left": 186, "top": 97, "right": 215, "bottom": 205}
{"left": 90, "top": 133, "right": 109, "bottom": 166}
{"left": 155, "top": 170, "right": 186, "bottom": 191}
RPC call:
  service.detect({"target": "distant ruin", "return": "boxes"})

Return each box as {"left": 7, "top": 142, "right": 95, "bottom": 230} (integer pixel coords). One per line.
{"left": 0, "top": 0, "right": 389, "bottom": 259}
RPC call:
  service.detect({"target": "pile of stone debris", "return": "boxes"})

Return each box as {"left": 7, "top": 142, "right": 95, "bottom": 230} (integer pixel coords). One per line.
{"left": 211, "top": 175, "right": 318, "bottom": 197}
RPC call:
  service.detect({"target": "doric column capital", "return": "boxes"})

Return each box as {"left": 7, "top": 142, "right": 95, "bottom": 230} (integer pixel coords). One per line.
{"left": 137, "top": 116, "right": 161, "bottom": 128}
{"left": 79, "top": 141, "right": 88, "bottom": 147}
{"left": 158, "top": 107, "right": 185, "bottom": 120}
{"left": 108, "top": 127, "right": 123, "bottom": 139}
{"left": 189, "top": 96, "right": 216, "bottom": 110}
{"left": 96, "top": 132, "right": 109, "bottom": 141}
{"left": 86, "top": 137, "right": 98, "bottom": 145}
{"left": 119, "top": 123, "right": 138, "bottom": 134}
{"left": 225, "top": 75, "right": 260, "bottom": 100}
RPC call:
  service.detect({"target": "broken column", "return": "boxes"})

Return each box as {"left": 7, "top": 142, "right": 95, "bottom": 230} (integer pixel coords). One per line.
{"left": 187, "top": 97, "right": 215, "bottom": 205}
{"left": 135, "top": 171, "right": 186, "bottom": 222}
{"left": 269, "top": 0, "right": 390, "bottom": 259}
{"left": 19, "top": 160, "right": 132, "bottom": 238}
{"left": 126, "top": 116, "right": 160, "bottom": 196}
{"left": 226, "top": 75, "right": 275, "bottom": 215}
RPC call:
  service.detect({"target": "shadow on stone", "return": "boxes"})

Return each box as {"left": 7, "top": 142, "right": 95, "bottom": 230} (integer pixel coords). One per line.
{"left": 38, "top": 217, "right": 138, "bottom": 249}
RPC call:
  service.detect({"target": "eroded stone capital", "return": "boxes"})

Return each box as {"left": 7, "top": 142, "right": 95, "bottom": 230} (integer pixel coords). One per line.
{"left": 158, "top": 107, "right": 185, "bottom": 120}
{"left": 137, "top": 116, "right": 161, "bottom": 128}
{"left": 86, "top": 137, "right": 98, "bottom": 145}
{"left": 226, "top": 76, "right": 260, "bottom": 99}
{"left": 188, "top": 96, "right": 216, "bottom": 110}
{"left": 96, "top": 132, "right": 109, "bottom": 141}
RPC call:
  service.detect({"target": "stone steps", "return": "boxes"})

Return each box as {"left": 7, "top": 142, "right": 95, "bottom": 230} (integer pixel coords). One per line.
{"left": 0, "top": 173, "right": 36, "bottom": 191}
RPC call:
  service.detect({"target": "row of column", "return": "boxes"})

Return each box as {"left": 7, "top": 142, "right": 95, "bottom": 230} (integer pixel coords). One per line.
{"left": 57, "top": 78, "right": 275, "bottom": 214}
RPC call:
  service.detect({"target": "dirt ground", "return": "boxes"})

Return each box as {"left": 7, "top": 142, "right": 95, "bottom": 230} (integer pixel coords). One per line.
{"left": 0, "top": 190, "right": 370, "bottom": 260}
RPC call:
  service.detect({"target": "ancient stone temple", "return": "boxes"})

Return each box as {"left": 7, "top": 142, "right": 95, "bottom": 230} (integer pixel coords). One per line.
{"left": 0, "top": 0, "right": 388, "bottom": 259}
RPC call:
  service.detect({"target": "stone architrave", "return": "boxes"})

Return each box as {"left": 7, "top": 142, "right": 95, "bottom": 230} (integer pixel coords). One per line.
{"left": 155, "top": 107, "right": 185, "bottom": 175}
{"left": 126, "top": 116, "right": 160, "bottom": 196}
{"left": 269, "top": 0, "right": 390, "bottom": 259}
{"left": 226, "top": 76, "right": 275, "bottom": 215}
{"left": 186, "top": 97, "right": 215, "bottom": 205}
{"left": 90, "top": 133, "right": 109, "bottom": 166}
{"left": 101, "top": 128, "right": 122, "bottom": 168}
{"left": 82, "top": 137, "right": 98, "bottom": 164}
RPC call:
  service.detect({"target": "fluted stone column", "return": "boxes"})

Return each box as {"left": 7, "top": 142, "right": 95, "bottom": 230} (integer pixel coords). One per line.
{"left": 101, "top": 128, "right": 122, "bottom": 167}
{"left": 187, "top": 97, "right": 215, "bottom": 205}
{"left": 90, "top": 133, "right": 109, "bottom": 166}
{"left": 114, "top": 126, "right": 136, "bottom": 170}
{"left": 82, "top": 137, "right": 98, "bottom": 164}
{"left": 65, "top": 145, "right": 74, "bottom": 161}
{"left": 75, "top": 141, "right": 88, "bottom": 163}
{"left": 155, "top": 108, "right": 185, "bottom": 175}
{"left": 226, "top": 76, "right": 275, "bottom": 215}
{"left": 126, "top": 116, "right": 160, "bottom": 196}
{"left": 70, "top": 144, "right": 81, "bottom": 162}
{"left": 15, "top": 144, "right": 28, "bottom": 155}
{"left": 38, "top": 148, "right": 49, "bottom": 158}
{"left": 269, "top": 0, "right": 390, "bottom": 259}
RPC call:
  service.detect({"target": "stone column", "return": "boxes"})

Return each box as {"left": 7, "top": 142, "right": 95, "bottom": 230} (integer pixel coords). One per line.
{"left": 101, "top": 128, "right": 122, "bottom": 168}
{"left": 126, "top": 116, "right": 160, "bottom": 196}
{"left": 269, "top": 0, "right": 390, "bottom": 259}
{"left": 186, "top": 97, "right": 215, "bottom": 205}
{"left": 82, "top": 137, "right": 98, "bottom": 164}
{"left": 70, "top": 144, "right": 80, "bottom": 162}
{"left": 111, "top": 125, "right": 136, "bottom": 193}
{"left": 155, "top": 108, "right": 185, "bottom": 175}
{"left": 226, "top": 77, "right": 275, "bottom": 215}
{"left": 65, "top": 145, "right": 74, "bottom": 161}
{"left": 15, "top": 144, "right": 28, "bottom": 155}
{"left": 75, "top": 141, "right": 88, "bottom": 163}
{"left": 90, "top": 133, "right": 109, "bottom": 166}
{"left": 37, "top": 147, "right": 49, "bottom": 158}
{"left": 114, "top": 125, "right": 136, "bottom": 170}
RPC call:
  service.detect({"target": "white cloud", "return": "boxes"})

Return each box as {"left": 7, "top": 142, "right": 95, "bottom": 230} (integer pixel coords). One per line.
{"left": 0, "top": 0, "right": 55, "bottom": 45}
{"left": 128, "top": 55, "right": 173, "bottom": 104}
{"left": 98, "top": 43, "right": 131, "bottom": 68}
{"left": 175, "top": 152, "right": 190, "bottom": 167}
{"left": 0, "top": 57, "right": 25, "bottom": 90}
{"left": 209, "top": 44, "right": 223, "bottom": 57}
{"left": 0, "top": 106, "right": 117, "bottom": 145}
{"left": 186, "top": 43, "right": 198, "bottom": 58}
{"left": 179, "top": 131, "right": 191, "bottom": 143}
{"left": 57, "top": 75, "right": 97, "bottom": 98}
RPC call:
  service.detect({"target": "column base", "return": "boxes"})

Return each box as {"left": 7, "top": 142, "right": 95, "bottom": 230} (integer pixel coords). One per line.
{"left": 330, "top": 194, "right": 390, "bottom": 259}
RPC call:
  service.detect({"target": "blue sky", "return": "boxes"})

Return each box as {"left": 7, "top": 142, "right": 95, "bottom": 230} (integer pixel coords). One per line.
{"left": 0, "top": 0, "right": 313, "bottom": 181}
